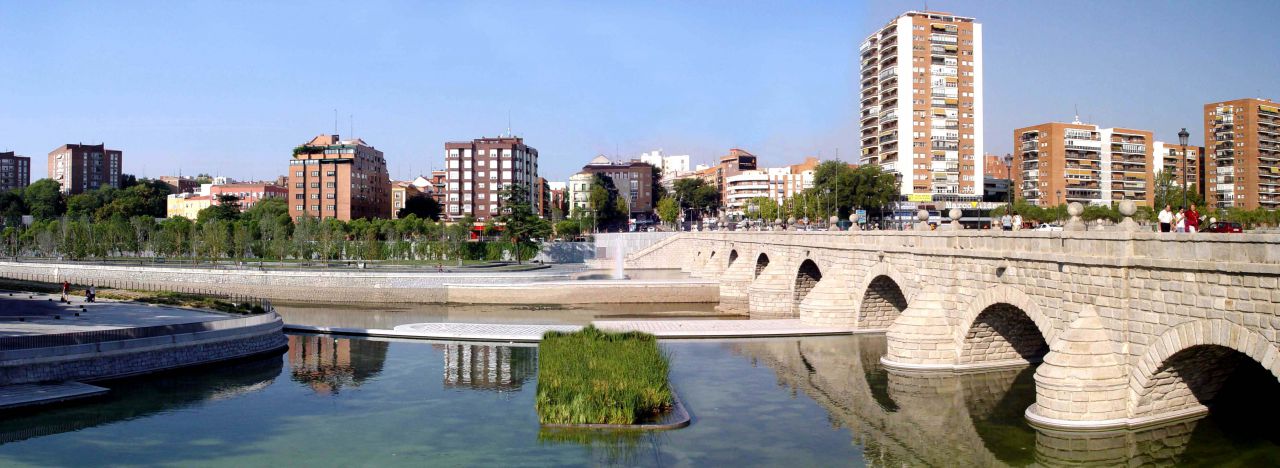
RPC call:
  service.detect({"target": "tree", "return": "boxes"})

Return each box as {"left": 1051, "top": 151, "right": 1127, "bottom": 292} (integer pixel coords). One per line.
{"left": 656, "top": 197, "right": 680, "bottom": 228}
{"left": 650, "top": 165, "right": 669, "bottom": 204}
{"left": 397, "top": 193, "right": 442, "bottom": 220}
{"left": 554, "top": 219, "right": 581, "bottom": 240}
{"left": 0, "top": 191, "right": 26, "bottom": 227}
{"left": 196, "top": 195, "right": 242, "bottom": 224}
{"left": 673, "top": 178, "right": 720, "bottom": 221}
{"left": 1152, "top": 170, "right": 1205, "bottom": 211}
{"left": 23, "top": 179, "right": 65, "bottom": 221}
{"left": 496, "top": 184, "right": 551, "bottom": 264}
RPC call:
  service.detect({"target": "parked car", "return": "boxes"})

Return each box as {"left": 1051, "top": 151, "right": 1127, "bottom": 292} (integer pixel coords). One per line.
{"left": 1034, "top": 223, "right": 1063, "bottom": 232}
{"left": 1204, "top": 221, "right": 1243, "bottom": 233}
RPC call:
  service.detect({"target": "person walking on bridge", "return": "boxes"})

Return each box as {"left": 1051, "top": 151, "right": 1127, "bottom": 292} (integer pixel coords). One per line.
{"left": 1158, "top": 205, "right": 1174, "bottom": 232}
{"left": 1186, "top": 204, "right": 1200, "bottom": 233}
{"left": 60, "top": 280, "right": 70, "bottom": 303}
{"left": 1000, "top": 212, "right": 1013, "bottom": 231}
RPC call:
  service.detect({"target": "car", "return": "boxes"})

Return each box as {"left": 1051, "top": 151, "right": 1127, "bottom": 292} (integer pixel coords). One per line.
{"left": 1204, "top": 221, "right": 1243, "bottom": 233}
{"left": 1033, "top": 223, "right": 1063, "bottom": 232}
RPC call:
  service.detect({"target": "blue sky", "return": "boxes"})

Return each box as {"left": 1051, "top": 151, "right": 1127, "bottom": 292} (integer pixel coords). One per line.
{"left": 2, "top": 1, "right": 1277, "bottom": 182}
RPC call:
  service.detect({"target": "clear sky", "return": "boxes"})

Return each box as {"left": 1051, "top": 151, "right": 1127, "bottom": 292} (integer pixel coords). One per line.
{"left": 2, "top": 1, "right": 1278, "bottom": 183}
{"left": 0, "top": 0, "right": 861, "bottom": 182}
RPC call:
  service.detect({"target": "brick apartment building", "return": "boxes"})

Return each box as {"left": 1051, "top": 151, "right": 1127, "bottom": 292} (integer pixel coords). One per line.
{"left": 1204, "top": 98, "right": 1280, "bottom": 210}
{"left": 0, "top": 152, "right": 31, "bottom": 192}
{"left": 860, "top": 10, "right": 984, "bottom": 201}
{"left": 442, "top": 136, "right": 539, "bottom": 222}
{"left": 1013, "top": 121, "right": 1155, "bottom": 207}
{"left": 48, "top": 143, "right": 122, "bottom": 194}
{"left": 578, "top": 155, "right": 656, "bottom": 217}
{"left": 287, "top": 134, "right": 391, "bottom": 221}
{"left": 159, "top": 175, "right": 199, "bottom": 194}
{"left": 209, "top": 182, "right": 288, "bottom": 211}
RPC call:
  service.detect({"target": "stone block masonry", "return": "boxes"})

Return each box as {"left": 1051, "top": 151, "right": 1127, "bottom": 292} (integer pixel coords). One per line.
{"left": 622, "top": 229, "right": 1280, "bottom": 430}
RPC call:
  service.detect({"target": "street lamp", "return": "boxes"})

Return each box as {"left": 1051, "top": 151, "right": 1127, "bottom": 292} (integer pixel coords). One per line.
{"left": 1056, "top": 189, "right": 1063, "bottom": 225}
{"left": 1178, "top": 127, "right": 1190, "bottom": 209}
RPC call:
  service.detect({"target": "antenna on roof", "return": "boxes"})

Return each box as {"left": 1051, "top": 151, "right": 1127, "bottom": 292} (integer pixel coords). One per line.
{"left": 1072, "top": 104, "right": 1081, "bottom": 125}
{"left": 507, "top": 109, "right": 512, "bottom": 137}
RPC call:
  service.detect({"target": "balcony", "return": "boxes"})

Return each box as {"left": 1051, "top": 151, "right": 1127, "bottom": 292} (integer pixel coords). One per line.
{"left": 930, "top": 34, "right": 958, "bottom": 44}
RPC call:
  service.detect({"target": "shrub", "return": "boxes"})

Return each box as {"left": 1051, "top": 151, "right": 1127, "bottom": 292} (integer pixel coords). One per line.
{"left": 536, "top": 326, "right": 672, "bottom": 425}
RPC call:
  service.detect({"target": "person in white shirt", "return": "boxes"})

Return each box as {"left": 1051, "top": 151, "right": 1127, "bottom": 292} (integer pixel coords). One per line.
{"left": 1012, "top": 213, "right": 1023, "bottom": 231}
{"left": 1158, "top": 205, "right": 1174, "bottom": 233}
{"left": 1175, "top": 209, "right": 1186, "bottom": 233}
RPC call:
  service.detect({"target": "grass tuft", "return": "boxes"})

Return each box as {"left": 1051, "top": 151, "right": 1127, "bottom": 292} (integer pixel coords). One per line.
{"left": 535, "top": 326, "right": 672, "bottom": 425}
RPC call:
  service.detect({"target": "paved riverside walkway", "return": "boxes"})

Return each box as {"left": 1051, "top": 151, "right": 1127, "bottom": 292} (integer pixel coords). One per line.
{"left": 0, "top": 382, "right": 108, "bottom": 410}
{"left": 286, "top": 319, "right": 859, "bottom": 342}
{"left": 0, "top": 292, "right": 231, "bottom": 337}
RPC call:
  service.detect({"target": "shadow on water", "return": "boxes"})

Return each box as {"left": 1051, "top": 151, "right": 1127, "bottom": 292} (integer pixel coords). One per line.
{"left": 0, "top": 353, "right": 284, "bottom": 446}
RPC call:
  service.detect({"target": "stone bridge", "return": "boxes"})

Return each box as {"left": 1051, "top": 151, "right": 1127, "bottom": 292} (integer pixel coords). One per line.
{"left": 625, "top": 230, "right": 1280, "bottom": 430}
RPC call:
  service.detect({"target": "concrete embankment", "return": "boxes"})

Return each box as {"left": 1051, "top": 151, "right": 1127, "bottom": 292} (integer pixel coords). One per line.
{"left": 0, "top": 261, "right": 717, "bottom": 304}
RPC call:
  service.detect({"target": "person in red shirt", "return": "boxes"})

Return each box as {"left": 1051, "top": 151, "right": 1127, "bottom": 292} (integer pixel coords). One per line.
{"left": 1186, "top": 204, "right": 1201, "bottom": 233}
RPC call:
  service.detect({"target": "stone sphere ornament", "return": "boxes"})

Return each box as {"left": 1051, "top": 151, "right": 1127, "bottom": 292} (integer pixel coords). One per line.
{"left": 1067, "top": 202, "right": 1084, "bottom": 217}
{"left": 1118, "top": 200, "right": 1137, "bottom": 217}
{"left": 916, "top": 209, "right": 929, "bottom": 222}
{"left": 949, "top": 208, "right": 962, "bottom": 221}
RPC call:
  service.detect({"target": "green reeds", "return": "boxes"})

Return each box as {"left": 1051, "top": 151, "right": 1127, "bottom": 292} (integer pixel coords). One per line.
{"left": 535, "top": 326, "right": 672, "bottom": 425}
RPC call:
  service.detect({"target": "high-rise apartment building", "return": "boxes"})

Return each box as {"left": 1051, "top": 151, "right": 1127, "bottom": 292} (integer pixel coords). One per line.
{"left": 0, "top": 152, "right": 31, "bottom": 192}
{"left": 859, "top": 11, "right": 984, "bottom": 201}
{"left": 287, "top": 134, "right": 391, "bottom": 221}
{"left": 1204, "top": 98, "right": 1280, "bottom": 210}
{"left": 47, "top": 143, "right": 122, "bottom": 194}
{"left": 579, "top": 155, "right": 656, "bottom": 217}
{"left": 1013, "top": 121, "right": 1154, "bottom": 207}
{"left": 1151, "top": 142, "right": 1203, "bottom": 200}
{"left": 443, "top": 136, "right": 539, "bottom": 222}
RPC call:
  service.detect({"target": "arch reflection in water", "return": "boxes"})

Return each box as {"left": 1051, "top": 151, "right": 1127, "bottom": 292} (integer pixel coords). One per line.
{"left": 0, "top": 354, "right": 283, "bottom": 445}
{"left": 727, "top": 335, "right": 1280, "bottom": 467}
{"left": 288, "top": 335, "right": 389, "bottom": 395}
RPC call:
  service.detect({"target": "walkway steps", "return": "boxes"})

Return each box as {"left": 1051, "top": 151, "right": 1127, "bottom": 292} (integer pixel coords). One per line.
{"left": 0, "top": 382, "right": 109, "bottom": 411}
{"left": 285, "top": 319, "right": 858, "bottom": 342}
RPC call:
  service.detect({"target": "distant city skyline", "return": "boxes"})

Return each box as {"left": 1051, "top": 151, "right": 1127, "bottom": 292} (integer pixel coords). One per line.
{"left": 2, "top": 1, "right": 1277, "bottom": 183}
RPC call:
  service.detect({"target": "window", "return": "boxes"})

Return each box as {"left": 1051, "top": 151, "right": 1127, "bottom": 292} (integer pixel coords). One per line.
{"left": 310, "top": 194, "right": 319, "bottom": 199}
{"left": 326, "top": 193, "right": 336, "bottom": 199}
{"left": 310, "top": 183, "right": 319, "bottom": 188}
{"left": 295, "top": 194, "right": 304, "bottom": 199}
{"left": 326, "top": 171, "right": 336, "bottom": 176}
{"left": 295, "top": 183, "right": 303, "bottom": 188}
{"left": 311, "top": 171, "right": 320, "bottom": 177}
{"left": 311, "top": 204, "right": 320, "bottom": 211}
{"left": 327, "top": 205, "right": 336, "bottom": 211}
{"left": 325, "top": 182, "right": 335, "bottom": 188}
{"left": 295, "top": 171, "right": 303, "bottom": 177}
{"left": 295, "top": 205, "right": 303, "bottom": 211}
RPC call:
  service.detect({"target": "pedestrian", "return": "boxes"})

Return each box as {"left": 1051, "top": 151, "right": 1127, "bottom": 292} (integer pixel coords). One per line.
{"left": 1158, "top": 204, "right": 1174, "bottom": 233}
{"left": 1186, "top": 204, "right": 1200, "bottom": 233}
{"left": 1175, "top": 208, "right": 1186, "bottom": 233}
{"left": 87, "top": 284, "right": 96, "bottom": 303}
{"left": 1000, "top": 212, "right": 1013, "bottom": 231}
{"left": 1012, "top": 213, "right": 1024, "bottom": 231}
{"left": 61, "top": 280, "right": 70, "bottom": 303}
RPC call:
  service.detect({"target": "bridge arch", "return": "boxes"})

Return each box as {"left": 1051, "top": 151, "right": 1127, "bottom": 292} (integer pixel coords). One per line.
{"left": 753, "top": 253, "right": 770, "bottom": 280}
{"left": 1129, "top": 320, "right": 1280, "bottom": 420}
{"left": 955, "top": 286, "right": 1054, "bottom": 367}
{"left": 727, "top": 249, "right": 738, "bottom": 269}
{"left": 793, "top": 259, "right": 823, "bottom": 311}
{"left": 853, "top": 263, "right": 915, "bottom": 330}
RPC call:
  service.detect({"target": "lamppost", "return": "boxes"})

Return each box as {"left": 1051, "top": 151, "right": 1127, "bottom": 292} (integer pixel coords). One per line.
{"left": 1178, "top": 127, "right": 1190, "bottom": 209}
{"left": 1056, "top": 189, "right": 1063, "bottom": 225}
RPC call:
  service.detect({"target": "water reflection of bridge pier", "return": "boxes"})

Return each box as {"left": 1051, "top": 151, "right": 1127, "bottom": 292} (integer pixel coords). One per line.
{"left": 730, "top": 335, "right": 1206, "bottom": 467}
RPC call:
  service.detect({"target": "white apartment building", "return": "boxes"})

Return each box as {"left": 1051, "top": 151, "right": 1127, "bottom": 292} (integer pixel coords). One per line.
{"left": 859, "top": 10, "right": 984, "bottom": 201}
{"left": 723, "top": 158, "right": 818, "bottom": 216}
{"left": 639, "top": 149, "right": 691, "bottom": 177}
{"left": 566, "top": 172, "right": 594, "bottom": 215}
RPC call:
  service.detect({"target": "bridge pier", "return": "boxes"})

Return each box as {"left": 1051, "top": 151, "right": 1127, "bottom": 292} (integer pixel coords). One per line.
{"left": 798, "top": 268, "right": 856, "bottom": 326}
{"left": 748, "top": 258, "right": 796, "bottom": 318}
{"left": 716, "top": 249, "right": 752, "bottom": 313}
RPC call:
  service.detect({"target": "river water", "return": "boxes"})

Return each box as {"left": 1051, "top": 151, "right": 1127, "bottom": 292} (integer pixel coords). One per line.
{"left": 1, "top": 332, "right": 1277, "bottom": 466}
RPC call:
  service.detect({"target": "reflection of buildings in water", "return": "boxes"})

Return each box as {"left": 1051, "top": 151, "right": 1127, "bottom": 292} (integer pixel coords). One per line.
{"left": 729, "top": 336, "right": 1211, "bottom": 467}
{"left": 0, "top": 354, "right": 284, "bottom": 445}
{"left": 435, "top": 344, "right": 536, "bottom": 393}
{"left": 288, "top": 335, "right": 389, "bottom": 395}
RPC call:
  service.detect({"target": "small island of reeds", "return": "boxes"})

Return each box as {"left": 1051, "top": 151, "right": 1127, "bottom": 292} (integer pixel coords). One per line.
{"left": 535, "top": 326, "right": 673, "bottom": 425}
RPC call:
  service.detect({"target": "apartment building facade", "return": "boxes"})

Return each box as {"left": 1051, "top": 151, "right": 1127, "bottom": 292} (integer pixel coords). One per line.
{"left": 1013, "top": 121, "right": 1155, "bottom": 207}
{"left": 1204, "top": 98, "right": 1280, "bottom": 210}
{"left": 287, "top": 134, "right": 391, "bottom": 221}
{"left": 443, "top": 136, "right": 539, "bottom": 222}
{"left": 723, "top": 157, "right": 821, "bottom": 216}
{"left": 0, "top": 152, "right": 31, "bottom": 192}
{"left": 578, "top": 156, "right": 655, "bottom": 217}
{"left": 1150, "top": 142, "right": 1204, "bottom": 200}
{"left": 391, "top": 181, "right": 422, "bottom": 219}
{"left": 159, "top": 175, "right": 199, "bottom": 194}
{"left": 859, "top": 10, "right": 984, "bottom": 201}
{"left": 209, "top": 182, "right": 288, "bottom": 211}
{"left": 47, "top": 143, "right": 123, "bottom": 194}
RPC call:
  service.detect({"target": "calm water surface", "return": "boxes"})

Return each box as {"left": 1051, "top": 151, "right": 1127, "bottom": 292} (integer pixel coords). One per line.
{"left": 1, "top": 334, "right": 1277, "bottom": 466}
